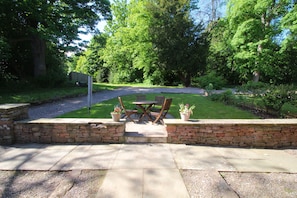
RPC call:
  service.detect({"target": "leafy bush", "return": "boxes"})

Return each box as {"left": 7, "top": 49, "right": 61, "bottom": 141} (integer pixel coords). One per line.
{"left": 193, "top": 71, "right": 227, "bottom": 89}
{"left": 209, "top": 90, "right": 235, "bottom": 105}
{"left": 34, "top": 67, "right": 67, "bottom": 88}
{"left": 238, "top": 81, "right": 268, "bottom": 95}
{"left": 205, "top": 83, "right": 214, "bottom": 95}
{"left": 261, "top": 84, "right": 296, "bottom": 115}
{"left": 0, "top": 37, "right": 13, "bottom": 83}
{"left": 95, "top": 67, "right": 109, "bottom": 83}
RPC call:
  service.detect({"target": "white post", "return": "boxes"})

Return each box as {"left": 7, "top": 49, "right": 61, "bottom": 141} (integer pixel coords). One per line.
{"left": 87, "top": 76, "right": 92, "bottom": 114}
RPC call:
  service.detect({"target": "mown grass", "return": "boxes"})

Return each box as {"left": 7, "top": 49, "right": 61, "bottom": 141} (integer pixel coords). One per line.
{"left": 58, "top": 93, "right": 258, "bottom": 119}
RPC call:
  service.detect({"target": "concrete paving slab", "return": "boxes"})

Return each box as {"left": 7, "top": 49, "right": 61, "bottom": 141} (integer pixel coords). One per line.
{"left": 0, "top": 148, "right": 43, "bottom": 170}
{"left": 89, "top": 144, "right": 123, "bottom": 150}
{"left": 96, "top": 169, "right": 143, "bottom": 198}
{"left": 51, "top": 145, "right": 120, "bottom": 170}
{"left": 143, "top": 168, "right": 189, "bottom": 198}
{"left": 111, "top": 144, "right": 176, "bottom": 169}
{"left": 170, "top": 145, "right": 236, "bottom": 171}
{"left": 8, "top": 144, "right": 78, "bottom": 170}
{"left": 18, "top": 150, "right": 70, "bottom": 170}
{"left": 253, "top": 149, "right": 297, "bottom": 173}
{"left": 43, "top": 144, "right": 78, "bottom": 151}
{"left": 181, "top": 170, "right": 238, "bottom": 198}
{"left": 97, "top": 168, "right": 190, "bottom": 198}
{"left": 0, "top": 146, "right": 11, "bottom": 156}
{"left": 216, "top": 147, "right": 297, "bottom": 172}
{"left": 215, "top": 147, "right": 264, "bottom": 159}
{"left": 225, "top": 158, "right": 284, "bottom": 172}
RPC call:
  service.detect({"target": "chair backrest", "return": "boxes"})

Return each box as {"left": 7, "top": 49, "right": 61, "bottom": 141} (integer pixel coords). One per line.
{"left": 136, "top": 95, "right": 146, "bottom": 101}
{"left": 155, "top": 96, "right": 165, "bottom": 105}
{"left": 118, "top": 97, "right": 126, "bottom": 110}
{"left": 152, "top": 98, "right": 172, "bottom": 123}
{"left": 162, "top": 98, "right": 172, "bottom": 111}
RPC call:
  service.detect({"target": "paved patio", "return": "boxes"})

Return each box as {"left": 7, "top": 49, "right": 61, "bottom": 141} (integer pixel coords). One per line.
{"left": 1, "top": 143, "right": 297, "bottom": 197}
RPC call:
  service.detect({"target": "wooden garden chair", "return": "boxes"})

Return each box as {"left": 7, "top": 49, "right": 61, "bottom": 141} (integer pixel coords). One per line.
{"left": 118, "top": 97, "right": 138, "bottom": 122}
{"left": 151, "top": 98, "right": 172, "bottom": 124}
{"left": 151, "top": 95, "right": 165, "bottom": 112}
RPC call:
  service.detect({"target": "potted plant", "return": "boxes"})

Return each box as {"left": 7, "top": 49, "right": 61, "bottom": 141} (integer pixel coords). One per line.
{"left": 179, "top": 103, "right": 195, "bottom": 121}
{"left": 111, "top": 105, "right": 122, "bottom": 122}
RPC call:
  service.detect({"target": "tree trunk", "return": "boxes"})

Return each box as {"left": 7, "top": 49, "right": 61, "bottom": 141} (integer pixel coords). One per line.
{"left": 253, "top": 71, "right": 260, "bottom": 82}
{"left": 184, "top": 73, "right": 191, "bottom": 87}
{"left": 31, "top": 35, "right": 46, "bottom": 77}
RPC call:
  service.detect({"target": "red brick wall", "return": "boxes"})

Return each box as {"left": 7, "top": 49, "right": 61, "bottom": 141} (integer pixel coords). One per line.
{"left": 14, "top": 119, "right": 125, "bottom": 144}
{"left": 0, "top": 104, "right": 29, "bottom": 144}
{"left": 165, "top": 119, "right": 297, "bottom": 148}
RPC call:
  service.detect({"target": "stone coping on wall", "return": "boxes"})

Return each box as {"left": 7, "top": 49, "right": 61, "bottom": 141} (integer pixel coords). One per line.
{"left": 0, "top": 103, "right": 30, "bottom": 121}
{"left": 16, "top": 118, "right": 125, "bottom": 125}
{"left": 163, "top": 118, "right": 297, "bottom": 125}
{"left": 0, "top": 103, "right": 30, "bottom": 110}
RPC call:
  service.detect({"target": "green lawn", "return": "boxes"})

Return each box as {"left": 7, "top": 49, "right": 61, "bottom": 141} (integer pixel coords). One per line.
{"left": 58, "top": 93, "right": 259, "bottom": 119}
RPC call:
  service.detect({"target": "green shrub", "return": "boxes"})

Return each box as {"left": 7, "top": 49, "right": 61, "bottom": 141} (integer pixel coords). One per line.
{"left": 238, "top": 81, "right": 268, "bottom": 95}
{"left": 209, "top": 90, "right": 235, "bottom": 105}
{"left": 34, "top": 67, "right": 67, "bottom": 88}
{"left": 193, "top": 71, "right": 227, "bottom": 89}
{"left": 261, "top": 84, "right": 296, "bottom": 115}
{"left": 95, "top": 67, "right": 109, "bottom": 83}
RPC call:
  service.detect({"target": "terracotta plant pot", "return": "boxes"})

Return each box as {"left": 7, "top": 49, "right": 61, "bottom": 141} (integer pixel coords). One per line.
{"left": 111, "top": 113, "right": 121, "bottom": 122}
{"left": 180, "top": 113, "right": 190, "bottom": 121}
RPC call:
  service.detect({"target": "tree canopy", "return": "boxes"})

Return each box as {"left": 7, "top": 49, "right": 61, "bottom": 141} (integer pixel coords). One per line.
{"left": 0, "top": 0, "right": 111, "bottom": 84}
{"left": 2, "top": 0, "right": 297, "bottom": 87}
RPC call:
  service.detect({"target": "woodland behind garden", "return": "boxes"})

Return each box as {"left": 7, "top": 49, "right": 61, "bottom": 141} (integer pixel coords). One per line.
{"left": 1, "top": 0, "right": 297, "bottom": 116}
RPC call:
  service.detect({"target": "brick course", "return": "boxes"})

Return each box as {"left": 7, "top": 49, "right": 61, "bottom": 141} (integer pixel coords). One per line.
{"left": 14, "top": 119, "right": 125, "bottom": 144}
{"left": 0, "top": 104, "right": 29, "bottom": 144}
{"left": 164, "top": 119, "right": 297, "bottom": 148}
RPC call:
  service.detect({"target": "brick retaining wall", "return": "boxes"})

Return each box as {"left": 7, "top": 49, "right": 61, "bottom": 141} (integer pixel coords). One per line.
{"left": 14, "top": 119, "right": 125, "bottom": 144}
{"left": 0, "top": 104, "right": 29, "bottom": 144}
{"left": 0, "top": 104, "right": 125, "bottom": 144}
{"left": 164, "top": 119, "right": 297, "bottom": 148}
{"left": 1, "top": 104, "right": 297, "bottom": 147}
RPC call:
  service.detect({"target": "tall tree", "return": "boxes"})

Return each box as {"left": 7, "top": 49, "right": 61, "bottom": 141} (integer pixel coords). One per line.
{"left": 147, "top": 0, "right": 207, "bottom": 86}
{"left": 102, "top": 0, "right": 160, "bottom": 84}
{"left": 0, "top": 0, "right": 111, "bottom": 78}
{"left": 280, "top": 1, "right": 297, "bottom": 83}
{"left": 226, "top": 0, "right": 289, "bottom": 82}
{"left": 206, "top": 19, "right": 240, "bottom": 84}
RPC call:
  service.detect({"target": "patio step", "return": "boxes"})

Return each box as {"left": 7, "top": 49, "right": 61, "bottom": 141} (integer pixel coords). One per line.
{"left": 124, "top": 132, "right": 167, "bottom": 143}
{"left": 124, "top": 122, "right": 168, "bottom": 143}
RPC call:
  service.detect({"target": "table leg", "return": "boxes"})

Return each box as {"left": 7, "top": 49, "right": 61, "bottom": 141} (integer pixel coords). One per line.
{"left": 137, "top": 104, "right": 154, "bottom": 121}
